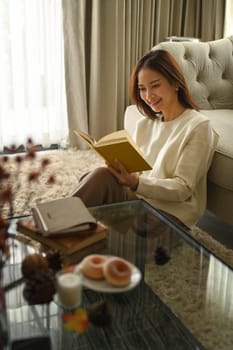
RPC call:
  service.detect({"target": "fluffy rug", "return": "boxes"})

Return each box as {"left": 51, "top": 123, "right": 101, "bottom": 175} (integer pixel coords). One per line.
{"left": 145, "top": 240, "right": 233, "bottom": 350}
{"left": 3, "top": 149, "right": 104, "bottom": 217}
{"left": 3, "top": 148, "right": 233, "bottom": 349}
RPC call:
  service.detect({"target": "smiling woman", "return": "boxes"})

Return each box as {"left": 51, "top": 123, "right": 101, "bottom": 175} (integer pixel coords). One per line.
{"left": 0, "top": 0, "right": 68, "bottom": 151}
{"left": 71, "top": 50, "right": 219, "bottom": 229}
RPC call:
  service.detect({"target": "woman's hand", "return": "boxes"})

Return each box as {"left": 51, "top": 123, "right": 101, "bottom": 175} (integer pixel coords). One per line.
{"left": 106, "top": 159, "right": 139, "bottom": 191}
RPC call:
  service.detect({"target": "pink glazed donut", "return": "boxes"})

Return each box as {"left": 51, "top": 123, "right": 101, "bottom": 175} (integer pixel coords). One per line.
{"left": 82, "top": 254, "right": 107, "bottom": 280}
{"left": 103, "top": 257, "right": 132, "bottom": 287}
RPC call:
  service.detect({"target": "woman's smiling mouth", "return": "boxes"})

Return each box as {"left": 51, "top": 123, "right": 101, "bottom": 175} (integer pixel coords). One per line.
{"left": 150, "top": 98, "right": 162, "bottom": 109}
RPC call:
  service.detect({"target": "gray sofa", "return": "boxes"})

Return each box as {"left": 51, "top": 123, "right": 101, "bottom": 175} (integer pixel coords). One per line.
{"left": 124, "top": 36, "right": 233, "bottom": 226}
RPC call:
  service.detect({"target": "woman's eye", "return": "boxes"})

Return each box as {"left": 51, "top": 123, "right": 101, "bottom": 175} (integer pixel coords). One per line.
{"left": 138, "top": 87, "right": 146, "bottom": 92}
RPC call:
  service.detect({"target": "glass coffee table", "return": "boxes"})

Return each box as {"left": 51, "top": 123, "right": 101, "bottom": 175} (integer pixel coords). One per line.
{"left": 4, "top": 199, "right": 233, "bottom": 349}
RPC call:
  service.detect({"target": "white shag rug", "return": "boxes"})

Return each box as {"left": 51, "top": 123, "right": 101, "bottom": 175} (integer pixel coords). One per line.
{"left": 3, "top": 149, "right": 104, "bottom": 217}
{"left": 145, "top": 239, "right": 233, "bottom": 350}
{"left": 2, "top": 148, "right": 233, "bottom": 349}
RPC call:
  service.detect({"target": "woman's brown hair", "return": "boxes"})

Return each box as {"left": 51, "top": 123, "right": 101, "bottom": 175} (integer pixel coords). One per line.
{"left": 129, "top": 49, "right": 199, "bottom": 119}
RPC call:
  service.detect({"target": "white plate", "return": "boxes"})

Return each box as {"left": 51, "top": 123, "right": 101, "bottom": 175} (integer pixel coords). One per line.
{"left": 74, "top": 259, "right": 142, "bottom": 293}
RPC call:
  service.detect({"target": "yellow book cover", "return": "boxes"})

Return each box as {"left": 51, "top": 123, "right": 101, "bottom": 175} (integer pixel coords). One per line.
{"left": 74, "top": 129, "right": 152, "bottom": 173}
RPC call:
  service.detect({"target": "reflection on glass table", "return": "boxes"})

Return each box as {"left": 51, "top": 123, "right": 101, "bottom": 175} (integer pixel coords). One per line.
{"left": 3, "top": 199, "right": 233, "bottom": 350}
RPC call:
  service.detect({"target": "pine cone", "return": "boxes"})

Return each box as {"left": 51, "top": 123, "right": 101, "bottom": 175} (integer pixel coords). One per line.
{"left": 45, "top": 249, "right": 63, "bottom": 273}
{"left": 88, "top": 300, "right": 114, "bottom": 327}
{"left": 154, "top": 246, "right": 170, "bottom": 265}
{"left": 23, "top": 268, "right": 56, "bottom": 305}
{"left": 21, "top": 253, "right": 49, "bottom": 278}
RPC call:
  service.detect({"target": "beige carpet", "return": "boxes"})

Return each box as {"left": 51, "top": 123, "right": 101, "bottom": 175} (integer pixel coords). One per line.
{"left": 3, "top": 149, "right": 104, "bottom": 217}
{"left": 3, "top": 148, "right": 233, "bottom": 349}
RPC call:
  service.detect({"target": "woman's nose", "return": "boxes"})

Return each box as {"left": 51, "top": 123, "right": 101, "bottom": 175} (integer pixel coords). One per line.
{"left": 146, "top": 89, "right": 154, "bottom": 101}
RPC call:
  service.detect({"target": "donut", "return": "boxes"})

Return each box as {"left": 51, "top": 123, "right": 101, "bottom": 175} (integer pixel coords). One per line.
{"left": 103, "top": 257, "right": 132, "bottom": 287}
{"left": 81, "top": 254, "right": 107, "bottom": 280}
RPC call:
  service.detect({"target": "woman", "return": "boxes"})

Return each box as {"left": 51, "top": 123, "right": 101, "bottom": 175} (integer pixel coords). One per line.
{"left": 72, "top": 50, "right": 218, "bottom": 228}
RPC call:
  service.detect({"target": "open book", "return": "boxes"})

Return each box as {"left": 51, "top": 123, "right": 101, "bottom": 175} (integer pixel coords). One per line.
{"left": 74, "top": 129, "right": 152, "bottom": 173}
{"left": 31, "top": 197, "right": 97, "bottom": 237}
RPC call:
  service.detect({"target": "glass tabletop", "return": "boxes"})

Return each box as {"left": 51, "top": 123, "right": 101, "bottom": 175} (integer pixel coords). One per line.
{"left": 3, "top": 199, "right": 233, "bottom": 350}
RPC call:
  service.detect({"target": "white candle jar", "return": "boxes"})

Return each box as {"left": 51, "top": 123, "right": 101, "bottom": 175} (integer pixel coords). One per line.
{"left": 56, "top": 271, "right": 82, "bottom": 308}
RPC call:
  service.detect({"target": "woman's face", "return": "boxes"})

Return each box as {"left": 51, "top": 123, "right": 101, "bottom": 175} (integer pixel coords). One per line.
{"left": 137, "top": 67, "right": 178, "bottom": 115}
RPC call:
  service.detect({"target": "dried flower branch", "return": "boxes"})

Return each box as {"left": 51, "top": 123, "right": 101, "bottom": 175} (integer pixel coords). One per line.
{"left": 0, "top": 138, "right": 56, "bottom": 263}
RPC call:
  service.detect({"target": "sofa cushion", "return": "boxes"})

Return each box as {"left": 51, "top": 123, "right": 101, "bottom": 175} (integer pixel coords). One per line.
{"left": 202, "top": 110, "right": 233, "bottom": 191}
{"left": 153, "top": 36, "right": 233, "bottom": 110}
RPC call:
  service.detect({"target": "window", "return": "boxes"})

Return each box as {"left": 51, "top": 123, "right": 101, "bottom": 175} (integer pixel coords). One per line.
{"left": 0, "top": 0, "right": 68, "bottom": 150}
{"left": 224, "top": 0, "right": 233, "bottom": 37}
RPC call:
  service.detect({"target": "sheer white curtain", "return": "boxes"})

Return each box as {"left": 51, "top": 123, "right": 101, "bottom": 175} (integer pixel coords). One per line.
{"left": 224, "top": 0, "right": 233, "bottom": 37}
{"left": 0, "top": 0, "right": 68, "bottom": 150}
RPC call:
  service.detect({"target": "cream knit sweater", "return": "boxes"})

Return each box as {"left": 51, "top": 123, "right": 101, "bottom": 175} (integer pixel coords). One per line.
{"left": 134, "top": 109, "right": 219, "bottom": 228}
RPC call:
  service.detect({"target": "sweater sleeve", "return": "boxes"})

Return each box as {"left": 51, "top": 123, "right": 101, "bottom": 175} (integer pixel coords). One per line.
{"left": 136, "top": 121, "right": 218, "bottom": 202}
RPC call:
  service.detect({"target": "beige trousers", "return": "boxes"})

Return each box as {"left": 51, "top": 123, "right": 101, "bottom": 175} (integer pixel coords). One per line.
{"left": 71, "top": 167, "right": 137, "bottom": 207}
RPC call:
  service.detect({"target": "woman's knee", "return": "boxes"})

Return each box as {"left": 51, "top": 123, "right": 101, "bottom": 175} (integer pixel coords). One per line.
{"left": 72, "top": 166, "right": 118, "bottom": 197}
{"left": 87, "top": 167, "right": 118, "bottom": 184}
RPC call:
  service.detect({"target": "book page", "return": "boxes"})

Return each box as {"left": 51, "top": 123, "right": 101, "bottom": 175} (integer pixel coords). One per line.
{"left": 97, "top": 129, "right": 130, "bottom": 144}
{"left": 75, "top": 129, "right": 136, "bottom": 149}
{"left": 74, "top": 130, "right": 96, "bottom": 145}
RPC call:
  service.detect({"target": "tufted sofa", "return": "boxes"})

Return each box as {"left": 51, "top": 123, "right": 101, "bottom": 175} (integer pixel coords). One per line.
{"left": 124, "top": 36, "right": 233, "bottom": 226}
